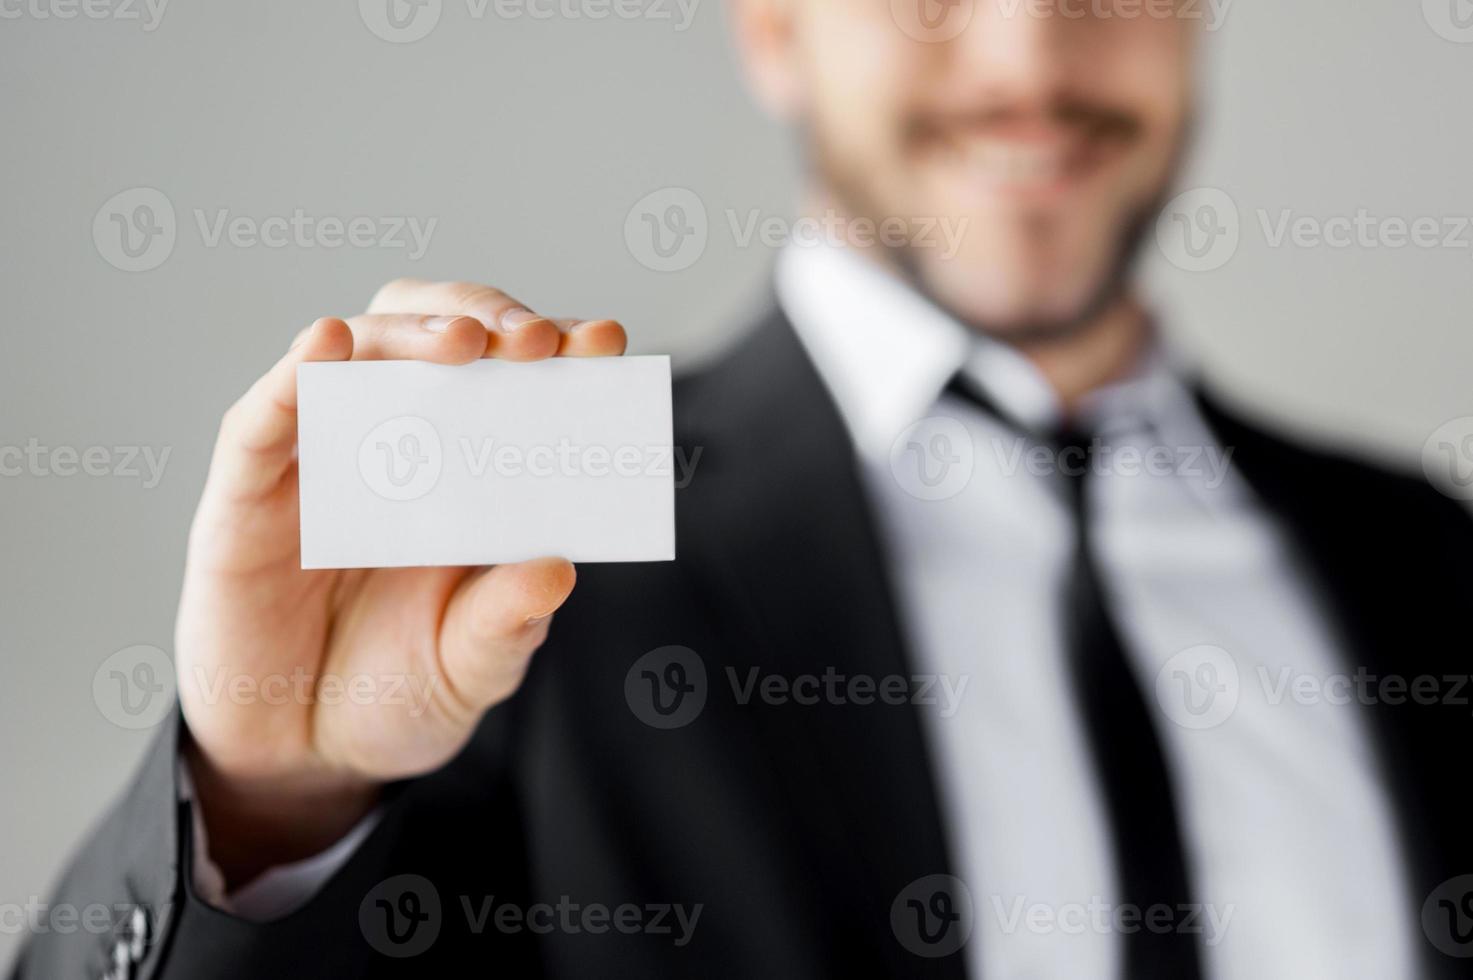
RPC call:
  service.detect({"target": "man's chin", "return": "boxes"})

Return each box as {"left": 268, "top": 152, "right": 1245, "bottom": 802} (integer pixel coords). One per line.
{"left": 956, "top": 310, "right": 1109, "bottom": 346}
{"left": 909, "top": 272, "right": 1123, "bottom": 346}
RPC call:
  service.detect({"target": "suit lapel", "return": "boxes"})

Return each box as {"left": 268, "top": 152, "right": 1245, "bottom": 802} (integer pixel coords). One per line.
{"left": 1196, "top": 391, "right": 1473, "bottom": 978}
{"left": 682, "top": 309, "right": 965, "bottom": 978}
{"left": 680, "top": 322, "right": 1469, "bottom": 976}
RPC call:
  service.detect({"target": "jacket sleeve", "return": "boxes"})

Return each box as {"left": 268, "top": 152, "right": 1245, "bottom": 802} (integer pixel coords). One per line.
{"left": 10, "top": 710, "right": 535, "bottom": 980}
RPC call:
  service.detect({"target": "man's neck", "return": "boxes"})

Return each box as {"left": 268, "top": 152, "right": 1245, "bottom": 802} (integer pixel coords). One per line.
{"left": 1012, "top": 295, "right": 1152, "bottom": 418}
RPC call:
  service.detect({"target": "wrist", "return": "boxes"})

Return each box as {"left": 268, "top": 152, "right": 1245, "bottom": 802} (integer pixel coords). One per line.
{"left": 183, "top": 737, "right": 381, "bottom": 891}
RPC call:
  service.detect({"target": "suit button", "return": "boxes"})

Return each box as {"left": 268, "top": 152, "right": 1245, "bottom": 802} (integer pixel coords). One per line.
{"left": 100, "top": 938, "right": 131, "bottom": 980}
{"left": 124, "top": 905, "right": 149, "bottom": 961}
{"left": 99, "top": 905, "right": 149, "bottom": 980}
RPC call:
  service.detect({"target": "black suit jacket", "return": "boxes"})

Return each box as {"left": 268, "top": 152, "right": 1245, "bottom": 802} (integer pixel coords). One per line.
{"left": 15, "top": 309, "right": 1473, "bottom": 979}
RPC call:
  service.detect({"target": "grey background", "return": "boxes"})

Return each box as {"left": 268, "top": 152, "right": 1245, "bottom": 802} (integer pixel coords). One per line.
{"left": 1, "top": 0, "right": 1469, "bottom": 966}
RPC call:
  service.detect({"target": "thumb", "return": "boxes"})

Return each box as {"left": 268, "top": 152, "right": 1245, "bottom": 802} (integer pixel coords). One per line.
{"left": 435, "top": 557, "right": 577, "bottom": 723}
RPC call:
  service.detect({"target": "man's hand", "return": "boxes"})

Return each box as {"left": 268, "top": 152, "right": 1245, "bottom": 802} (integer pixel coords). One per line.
{"left": 175, "top": 279, "right": 627, "bottom": 888}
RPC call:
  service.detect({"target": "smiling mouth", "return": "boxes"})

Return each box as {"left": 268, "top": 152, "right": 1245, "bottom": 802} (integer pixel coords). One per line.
{"left": 938, "top": 127, "right": 1130, "bottom": 198}
{"left": 916, "top": 109, "right": 1140, "bottom": 199}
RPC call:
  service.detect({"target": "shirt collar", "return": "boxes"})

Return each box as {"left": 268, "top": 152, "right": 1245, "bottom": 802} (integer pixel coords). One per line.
{"left": 774, "top": 241, "right": 1246, "bottom": 510}
{"left": 777, "top": 241, "right": 1194, "bottom": 456}
{"left": 775, "top": 240, "right": 974, "bottom": 460}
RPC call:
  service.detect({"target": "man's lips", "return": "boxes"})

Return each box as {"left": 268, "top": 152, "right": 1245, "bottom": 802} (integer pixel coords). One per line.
{"left": 923, "top": 123, "right": 1131, "bottom": 197}
{"left": 909, "top": 106, "right": 1140, "bottom": 198}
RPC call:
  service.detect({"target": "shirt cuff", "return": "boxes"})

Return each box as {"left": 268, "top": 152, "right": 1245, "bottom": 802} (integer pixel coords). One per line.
{"left": 177, "top": 760, "right": 382, "bottom": 921}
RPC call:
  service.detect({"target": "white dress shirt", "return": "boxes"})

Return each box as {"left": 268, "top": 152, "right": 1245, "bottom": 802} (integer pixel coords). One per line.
{"left": 775, "top": 240, "right": 1414, "bottom": 979}
{"left": 194, "top": 241, "right": 1416, "bottom": 980}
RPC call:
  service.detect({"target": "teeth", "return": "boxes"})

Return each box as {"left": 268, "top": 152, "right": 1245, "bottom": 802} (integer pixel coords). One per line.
{"left": 960, "top": 140, "right": 1067, "bottom": 185}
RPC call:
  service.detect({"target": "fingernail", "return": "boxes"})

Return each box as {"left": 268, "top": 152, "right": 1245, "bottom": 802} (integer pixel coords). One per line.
{"left": 524, "top": 614, "right": 553, "bottom": 628}
{"left": 500, "top": 309, "right": 545, "bottom": 332}
{"left": 423, "top": 315, "right": 464, "bottom": 334}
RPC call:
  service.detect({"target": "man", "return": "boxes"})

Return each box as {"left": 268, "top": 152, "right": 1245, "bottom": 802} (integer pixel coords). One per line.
{"left": 15, "top": 0, "right": 1472, "bottom": 977}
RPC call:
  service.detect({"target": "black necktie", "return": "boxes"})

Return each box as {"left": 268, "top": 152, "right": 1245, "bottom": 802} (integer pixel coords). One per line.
{"left": 947, "top": 376, "right": 1203, "bottom": 979}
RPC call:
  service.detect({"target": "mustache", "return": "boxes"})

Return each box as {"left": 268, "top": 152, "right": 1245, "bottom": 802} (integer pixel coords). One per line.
{"left": 905, "top": 98, "right": 1142, "bottom": 144}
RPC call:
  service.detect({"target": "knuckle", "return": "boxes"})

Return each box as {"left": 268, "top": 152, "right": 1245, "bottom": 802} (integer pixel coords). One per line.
{"left": 463, "top": 646, "right": 534, "bottom": 709}
{"left": 468, "top": 600, "right": 514, "bottom": 643}
{"left": 218, "top": 396, "right": 247, "bottom": 439}
{"left": 370, "top": 277, "right": 419, "bottom": 309}
{"left": 443, "top": 282, "right": 506, "bottom": 310}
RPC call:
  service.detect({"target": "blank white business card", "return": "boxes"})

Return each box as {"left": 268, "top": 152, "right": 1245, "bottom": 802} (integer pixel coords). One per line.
{"left": 296, "top": 356, "right": 674, "bottom": 569}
